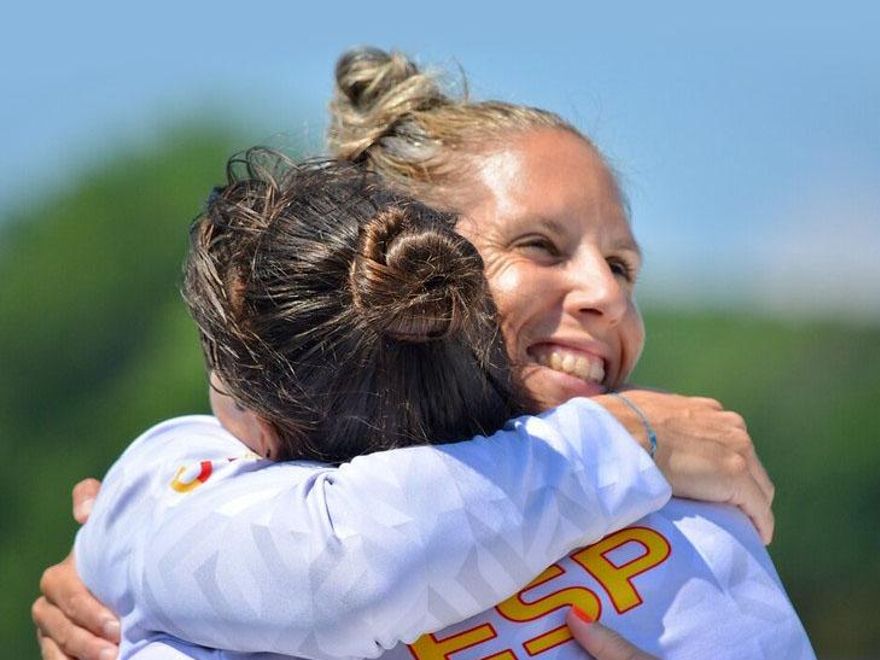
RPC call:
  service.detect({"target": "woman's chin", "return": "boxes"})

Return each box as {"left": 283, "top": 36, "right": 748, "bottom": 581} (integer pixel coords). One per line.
{"left": 522, "top": 366, "right": 606, "bottom": 410}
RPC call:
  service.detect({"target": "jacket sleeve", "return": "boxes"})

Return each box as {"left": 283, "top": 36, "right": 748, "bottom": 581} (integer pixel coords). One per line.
{"left": 87, "top": 398, "right": 671, "bottom": 658}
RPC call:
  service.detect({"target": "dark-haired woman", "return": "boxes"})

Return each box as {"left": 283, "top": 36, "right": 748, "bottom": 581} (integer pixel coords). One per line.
{"left": 34, "top": 49, "right": 804, "bottom": 659}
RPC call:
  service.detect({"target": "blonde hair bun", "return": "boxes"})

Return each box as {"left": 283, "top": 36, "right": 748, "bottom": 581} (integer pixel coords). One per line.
{"left": 329, "top": 47, "right": 447, "bottom": 162}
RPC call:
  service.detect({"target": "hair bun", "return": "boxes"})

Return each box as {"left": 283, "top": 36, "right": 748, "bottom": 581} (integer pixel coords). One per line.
{"left": 350, "top": 203, "right": 485, "bottom": 343}
{"left": 334, "top": 47, "right": 418, "bottom": 110}
{"left": 329, "top": 47, "right": 445, "bottom": 162}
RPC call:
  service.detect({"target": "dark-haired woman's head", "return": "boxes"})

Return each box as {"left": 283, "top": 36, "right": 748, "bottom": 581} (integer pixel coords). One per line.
{"left": 184, "top": 149, "right": 524, "bottom": 463}
{"left": 328, "top": 48, "right": 646, "bottom": 410}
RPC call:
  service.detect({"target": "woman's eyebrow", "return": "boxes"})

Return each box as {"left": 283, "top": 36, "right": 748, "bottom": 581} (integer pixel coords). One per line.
{"left": 523, "top": 216, "right": 568, "bottom": 235}
{"left": 606, "top": 235, "right": 644, "bottom": 265}
{"left": 504, "top": 215, "right": 569, "bottom": 238}
{"left": 614, "top": 237, "right": 643, "bottom": 259}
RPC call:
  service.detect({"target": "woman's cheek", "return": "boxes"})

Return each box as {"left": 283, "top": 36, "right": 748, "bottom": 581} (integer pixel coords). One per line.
{"left": 486, "top": 263, "right": 536, "bottom": 350}
{"left": 619, "top": 302, "right": 646, "bottom": 382}
{"left": 484, "top": 254, "right": 525, "bottom": 297}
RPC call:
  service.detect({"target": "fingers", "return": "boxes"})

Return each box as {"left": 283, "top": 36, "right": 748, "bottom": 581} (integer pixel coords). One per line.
{"left": 37, "top": 628, "right": 72, "bottom": 660}
{"left": 565, "top": 607, "right": 657, "bottom": 660}
{"left": 690, "top": 443, "right": 775, "bottom": 544}
{"left": 711, "top": 419, "right": 775, "bottom": 506}
{"left": 717, "top": 410, "right": 747, "bottom": 431}
{"left": 39, "top": 555, "right": 121, "bottom": 644}
{"left": 741, "top": 442, "right": 775, "bottom": 505}
{"left": 722, "top": 457, "right": 776, "bottom": 545}
{"left": 713, "top": 429, "right": 776, "bottom": 543}
{"left": 32, "top": 596, "right": 118, "bottom": 660}
{"left": 721, "top": 429, "right": 775, "bottom": 505}
{"left": 684, "top": 408, "right": 776, "bottom": 544}
{"left": 72, "top": 478, "right": 102, "bottom": 524}
{"left": 661, "top": 435, "right": 775, "bottom": 545}
{"left": 35, "top": 479, "right": 113, "bottom": 659}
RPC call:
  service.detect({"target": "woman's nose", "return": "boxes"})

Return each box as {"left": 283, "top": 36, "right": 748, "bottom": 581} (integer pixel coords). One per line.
{"left": 563, "top": 256, "right": 629, "bottom": 326}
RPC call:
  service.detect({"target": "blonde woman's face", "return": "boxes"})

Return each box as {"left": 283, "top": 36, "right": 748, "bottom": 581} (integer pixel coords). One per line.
{"left": 455, "top": 128, "right": 645, "bottom": 410}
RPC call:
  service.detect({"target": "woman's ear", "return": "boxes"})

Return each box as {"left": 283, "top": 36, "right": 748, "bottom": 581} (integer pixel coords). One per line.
{"left": 209, "top": 371, "right": 281, "bottom": 460}
{"left": 254, "top": 416, "right": 281, "bottom": 460}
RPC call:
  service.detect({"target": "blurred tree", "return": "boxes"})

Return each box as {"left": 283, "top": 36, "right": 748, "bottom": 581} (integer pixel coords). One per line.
{"left": 0, "top": 125, "right": 247, "bottom": 656}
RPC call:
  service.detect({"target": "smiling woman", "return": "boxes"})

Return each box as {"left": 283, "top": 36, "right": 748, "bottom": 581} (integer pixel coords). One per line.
{"left": 455, "top": 129, "right": 646, "bottom": 409}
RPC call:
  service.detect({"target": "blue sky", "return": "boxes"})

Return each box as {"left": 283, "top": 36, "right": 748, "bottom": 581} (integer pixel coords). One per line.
{"left": 4, "top": 1, "right": 878, "bottom": 319}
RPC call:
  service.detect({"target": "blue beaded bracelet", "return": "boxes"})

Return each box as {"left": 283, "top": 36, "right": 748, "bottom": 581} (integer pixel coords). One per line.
{"left": 611, "top": 392, "right": 658, "bottom": 459}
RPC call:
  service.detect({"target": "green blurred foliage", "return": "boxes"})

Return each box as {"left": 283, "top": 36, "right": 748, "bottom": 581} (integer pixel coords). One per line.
{"left": 0, "top": 126, "right": 237, "bottom": 657}
{"left": 1, "top": 126, "right": 878, "bottom": 658}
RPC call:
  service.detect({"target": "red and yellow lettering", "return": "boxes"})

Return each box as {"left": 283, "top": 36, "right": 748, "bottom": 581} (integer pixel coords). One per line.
{"left": 496, "top": 564, "right": 601, "bottom": 655}
{"left": 571, "top": 526, "right": 671, "bottom": 614}
{"left": 409, "top": 623, "right": 510, "bottom": 660}
{"left": 522, "top": 624, "right": 572, "bottom": 656}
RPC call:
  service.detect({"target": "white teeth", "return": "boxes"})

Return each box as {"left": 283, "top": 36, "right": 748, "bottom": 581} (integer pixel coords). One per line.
{"left": 534, "top": 347, "right": 605, "bottom": 384}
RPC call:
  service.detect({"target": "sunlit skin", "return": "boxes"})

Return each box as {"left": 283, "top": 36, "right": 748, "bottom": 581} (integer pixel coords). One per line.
{"left": 455, "top": 128, "right": 646, "bottom": 411}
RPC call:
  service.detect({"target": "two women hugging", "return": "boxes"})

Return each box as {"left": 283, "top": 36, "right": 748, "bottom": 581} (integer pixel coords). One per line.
{"left": 36, "top": 47, "right": 813, "bottom": 659}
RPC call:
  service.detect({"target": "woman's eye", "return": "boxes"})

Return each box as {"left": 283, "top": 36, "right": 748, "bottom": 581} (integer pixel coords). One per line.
{"left": 514, "top": 236, "right": 560, "bottom": 258}
{"left": 608, "top": 257, "right": 637, "bottom": 283}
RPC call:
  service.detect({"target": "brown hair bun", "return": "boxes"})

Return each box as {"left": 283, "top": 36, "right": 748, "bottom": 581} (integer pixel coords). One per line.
{"left": 350, "top": 201, "right": 485, "bottom": 343}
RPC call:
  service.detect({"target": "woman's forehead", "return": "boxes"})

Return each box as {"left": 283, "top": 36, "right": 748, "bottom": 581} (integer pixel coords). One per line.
{"left": 476, "top": 130, "right": 621, "bottom": 199}
{"left": 465, "top": 129, "right": 633, "bottom": 236}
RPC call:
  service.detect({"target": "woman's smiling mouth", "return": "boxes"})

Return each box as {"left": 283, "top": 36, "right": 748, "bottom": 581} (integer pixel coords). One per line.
{"left": 527, "top": 343, "right": 607, "bottom": 385}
